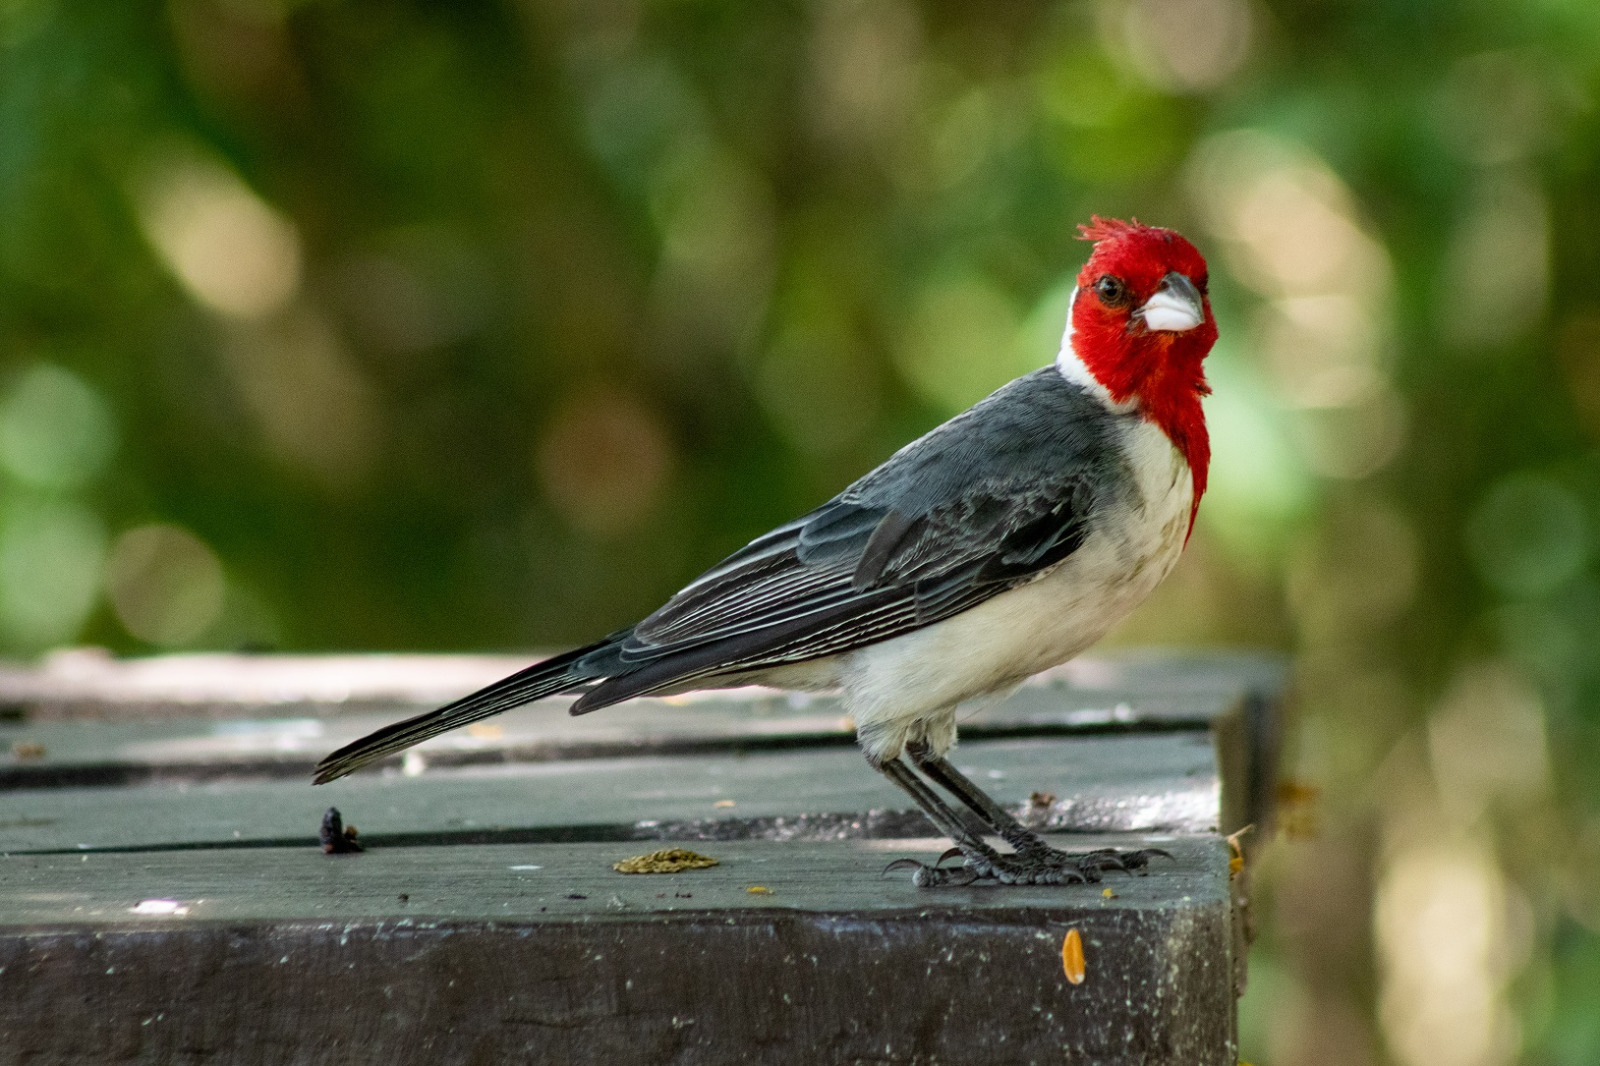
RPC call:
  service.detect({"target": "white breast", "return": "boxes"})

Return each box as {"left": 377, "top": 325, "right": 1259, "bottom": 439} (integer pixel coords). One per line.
{"left": 838, "top": 416, "right": 1194, "bottom": 761}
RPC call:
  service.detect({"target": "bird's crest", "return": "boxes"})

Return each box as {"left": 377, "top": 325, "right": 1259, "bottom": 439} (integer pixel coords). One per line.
{"left": 1077, "top": 216, "right": 1148, "bottom": 243}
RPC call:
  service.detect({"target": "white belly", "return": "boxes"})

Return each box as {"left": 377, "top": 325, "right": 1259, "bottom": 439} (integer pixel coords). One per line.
{"left": 836, "top": 418, "right": 1193, "bottom": 760}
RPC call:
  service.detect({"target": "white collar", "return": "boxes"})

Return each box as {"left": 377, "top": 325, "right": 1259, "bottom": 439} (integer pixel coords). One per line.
{"left": 1053, "top": 288, "right": 1137, "bottom": 413}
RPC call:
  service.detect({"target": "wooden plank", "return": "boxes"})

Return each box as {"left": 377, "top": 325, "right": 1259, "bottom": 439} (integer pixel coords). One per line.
{"left": 0, "top": 649, "right": 1286, "bottom": 723}
{"left": 0, "top": 659, "right": 1274, "bottom": 779}
{"left": 0, "top": 693, "right": 1235, "bottom": 783}
{"left": 0, "top": 734, "right": 1220, "bottom": 853}
{"left": 0, "top": 837, "right": 1237, "bottom": 1066}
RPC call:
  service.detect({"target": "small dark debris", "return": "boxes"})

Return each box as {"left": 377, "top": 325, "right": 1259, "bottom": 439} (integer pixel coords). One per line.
{"left": 564, "top": 893, "right": 587, "bottom": 900}
{"left": 319, "top": 807, "right": 363, "bottom": 855}
{"left": 397, "top": 893, "right": 409, "bottom": 904}
{"left": 675, "top": 892, "right": 693, "bottom": 899}
{"left": 10, "top": 741, "right": 46, "bottom": 760}
{"left": 1028, "top": 791, "right": 1056, "bottom": 809}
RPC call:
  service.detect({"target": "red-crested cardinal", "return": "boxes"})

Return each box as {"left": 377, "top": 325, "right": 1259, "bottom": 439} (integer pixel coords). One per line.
{"left": 316, "top": 217, "right": 1218, "bottom": 887}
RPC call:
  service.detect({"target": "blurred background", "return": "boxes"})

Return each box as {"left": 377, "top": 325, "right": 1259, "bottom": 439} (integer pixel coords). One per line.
{"left": 2, "top": 0, "right": 1599, "bottom": 1060}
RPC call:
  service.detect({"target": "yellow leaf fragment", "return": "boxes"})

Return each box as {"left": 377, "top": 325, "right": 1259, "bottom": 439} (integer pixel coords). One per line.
{"left": 1061, "top": 928, "right": 1086, "bottom": 985}
{"left": 713, "top": 799, "right": 736, "bottom": 808}
{"left": 612, "top": 848, "right": 720, "bottom": 874}
{"left": 1227, "top": 824, "right": 1255, "bottom": 879}
{"left": 747, "top": 885, "right": 773, "bottom": 894}
{"left": 1101, "top": 887, "right": 1115, "bottom": 899}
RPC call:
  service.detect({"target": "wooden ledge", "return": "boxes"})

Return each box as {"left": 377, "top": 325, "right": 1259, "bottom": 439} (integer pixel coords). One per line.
{"left": 0, "top": 650, "right": 1284, "bottom": 1065}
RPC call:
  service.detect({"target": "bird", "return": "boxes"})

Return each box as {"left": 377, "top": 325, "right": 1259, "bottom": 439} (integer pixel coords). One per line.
{"left": 315, "top": 216, "right": 1218, "bottom": 887}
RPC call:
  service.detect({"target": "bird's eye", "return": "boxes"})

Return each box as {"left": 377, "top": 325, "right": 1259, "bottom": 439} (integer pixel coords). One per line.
{"left": 1094, "top": 275, "right": 1130, "bottom": 307}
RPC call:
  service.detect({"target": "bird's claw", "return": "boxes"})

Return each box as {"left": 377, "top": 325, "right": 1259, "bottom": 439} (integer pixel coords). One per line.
{"left": 881, "top": 857, "right": 928, "bottom": 879}
{"left": 1074, "top": 846, "right": 1173, "bottom": 876}
{"left": 882, "top": 849, "right": 981, "bottom": 886}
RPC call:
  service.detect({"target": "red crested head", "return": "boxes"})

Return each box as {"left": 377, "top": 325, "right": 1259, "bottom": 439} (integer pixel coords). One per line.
{"left": 1066, "top": 216, "right": 1217, "bottom": 535}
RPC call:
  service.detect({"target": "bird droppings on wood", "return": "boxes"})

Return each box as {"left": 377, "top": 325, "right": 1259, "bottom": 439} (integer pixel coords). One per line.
{"left": 612, "top": 848, "right": 720, "bottom": 874}
{"left": 318, "top": 808, "right": 362, "bottom": 854}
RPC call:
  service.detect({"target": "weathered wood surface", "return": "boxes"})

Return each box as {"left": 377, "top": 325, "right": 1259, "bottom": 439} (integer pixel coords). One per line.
{"left": 1, "top": 839, "right": 1232, "bottom": 1066}
{"left": 0, "top": 650, "right": 1284, "bottom": 1066}
{"left": 0, "top": 650, "right": 1282, "bottom": 834}
{"left": 0, "top": 647, "right": 1286, "bottom": 719}
{"left": 0, "top": 735, "right": 1220, "bottom": 854}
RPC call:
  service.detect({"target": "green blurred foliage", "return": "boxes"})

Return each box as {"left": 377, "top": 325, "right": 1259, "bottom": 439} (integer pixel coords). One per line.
{"left": 4, "top": 0, "right": 1600, "bottom": 1061}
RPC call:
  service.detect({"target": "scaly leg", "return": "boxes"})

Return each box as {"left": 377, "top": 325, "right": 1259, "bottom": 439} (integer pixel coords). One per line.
{"left": 899, "top": 740, "right": 1171, "bottom": 884}
{"left": 874, "top": 752, "right": 1095, "bottom": 887}
{"left": 871, "top": 756, "right": 989, "bottom": 887}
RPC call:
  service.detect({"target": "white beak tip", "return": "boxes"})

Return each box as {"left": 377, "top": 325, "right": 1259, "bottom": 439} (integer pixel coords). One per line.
{"left": 1140, "top": 304, "right": 1204, "bottom": 332}
{"left": 1138, "top": 273, "right": 1205, "bottom": 333}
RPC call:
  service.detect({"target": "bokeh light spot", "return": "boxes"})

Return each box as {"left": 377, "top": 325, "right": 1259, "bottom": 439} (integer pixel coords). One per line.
{"left": 220, "top": 309, "right": 384, "bottom": 490}
{"left": 1291, "top": 388, "right": 1407, "bottom": 480}
{"left": 106, "top": 524, "right": 227, "bottom": 647}
{"left": 133, "top": 143, "right": 302, "bottom": 320}
{"left": 1377, "top": 837, "right": 1523, "bottom": 1066}
{"left": 0, "top": 500, "right": 106, "bottom": 651}
{"left": 535, "top": 386, "right": 676, "bottom": 537}
{"left": 807, "top": 0, "right": 921, "bottom": 150}
{"left": 0, "top": 363, "right": 117, "bottom": 489}
{"left": 1437, "top": 51, "right": 1552, "bottom": 167}
{"left": 1466, "top": 472, "right": 1587, "bottom": 597}
{"left": 895, "top": 275, "right": 1027, "bottom": 414}
{"left": 1197, "top": 348, "right": 1312, "bottom": 559}
{"left": 1429, "top": 661, "right": 1550, "bottom": 819}
{"left": 1188, "top": 130, "right": 1391, "bottom": 304}
{"left": 1437, "top": 176, "right": 1550, "bottom": 350}
{"left": 1114, "top": 0, "right": 1252, "bottom": 94}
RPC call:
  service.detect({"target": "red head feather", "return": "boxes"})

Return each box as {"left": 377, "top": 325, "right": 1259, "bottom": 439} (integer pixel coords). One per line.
{"left": 1070, "top": 217, "right": 1217, "bottom": 535}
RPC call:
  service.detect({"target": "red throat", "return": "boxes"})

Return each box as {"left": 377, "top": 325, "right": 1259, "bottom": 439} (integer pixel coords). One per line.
{"left": 1070, "top": 218, "right": 1217, "bottom": 537}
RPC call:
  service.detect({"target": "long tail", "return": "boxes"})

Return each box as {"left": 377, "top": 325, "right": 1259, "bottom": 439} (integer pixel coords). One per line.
{"left": 312, "top": 640, "right": 617, "bottom": 783}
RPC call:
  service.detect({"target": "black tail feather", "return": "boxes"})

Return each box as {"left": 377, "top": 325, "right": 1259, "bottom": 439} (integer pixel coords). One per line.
{"left": 312, "top": 641, "right": 610, "bottom": 783}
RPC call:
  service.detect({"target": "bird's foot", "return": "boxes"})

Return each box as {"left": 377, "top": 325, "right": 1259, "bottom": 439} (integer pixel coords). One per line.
{"left": 883, "top": 842, "right": 1172, "bottom": 888}
{"left": 1068, "top": 845, "right": 1172, "bottom": 877}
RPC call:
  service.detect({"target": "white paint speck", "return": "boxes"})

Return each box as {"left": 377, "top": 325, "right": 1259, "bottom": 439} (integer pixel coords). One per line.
{"left": 131, "top": 899, "right": 189, "bottom": 916}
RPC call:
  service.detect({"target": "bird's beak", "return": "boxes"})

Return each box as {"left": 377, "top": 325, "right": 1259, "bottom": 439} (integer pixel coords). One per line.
{"left": 1137, "top": 273, "right": 1205, "bottom": 333}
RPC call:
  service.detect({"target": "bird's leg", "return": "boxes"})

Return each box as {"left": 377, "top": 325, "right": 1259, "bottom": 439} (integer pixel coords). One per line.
{"left": 872, "top": 756, "right": 993, "bottom": 887}
{"left": 905, "top": 740, "right": 1042, "bottom": 851}
{"left": 904, "top": 740, "right": 1172, "bottom": 882}
{"left": 873, "top": 754, "right": 1093, "bottom": 887}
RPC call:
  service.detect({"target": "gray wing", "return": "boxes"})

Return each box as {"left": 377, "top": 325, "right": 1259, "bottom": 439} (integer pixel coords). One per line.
{"left": 569, "top": 369, "right": 1131, "bottom": 711}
